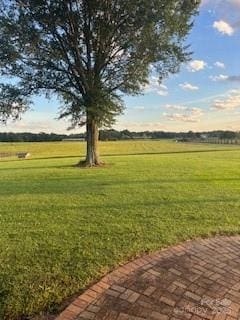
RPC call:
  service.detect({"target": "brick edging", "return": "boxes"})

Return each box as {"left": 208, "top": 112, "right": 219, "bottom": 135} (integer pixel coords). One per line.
{"left": 55, "top": 240, "right": 190, "bottom": 320}
{"left": 55, "top": 236, "right": 239, "bottom": 320}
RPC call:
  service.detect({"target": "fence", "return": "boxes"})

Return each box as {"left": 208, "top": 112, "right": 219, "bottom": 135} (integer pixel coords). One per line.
{"left": 198, "top": 139, "right": 240, "bottom": 145}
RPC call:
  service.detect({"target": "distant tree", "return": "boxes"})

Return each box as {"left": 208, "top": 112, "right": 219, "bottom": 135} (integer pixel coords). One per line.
{"left": 0, "top": 0, "right": 200, "bottom": 166}
{"left": 121, "top": 130, "right": 132, "bottom": 140}
{"left": 220, "top": 131, "right": 236, "bottom": 140}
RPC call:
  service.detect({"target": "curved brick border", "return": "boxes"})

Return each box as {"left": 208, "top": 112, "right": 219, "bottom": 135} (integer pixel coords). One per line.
{"left": 56, "top": 236, "right": 240, "bottom": 320}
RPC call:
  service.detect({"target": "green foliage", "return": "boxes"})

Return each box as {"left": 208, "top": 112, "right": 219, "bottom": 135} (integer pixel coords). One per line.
{"left": 220, "top": 131, "right": 237, "bottom": 140}
{"left": 0, "top": 140, "right": 240, "bottom": 319}
{"left": 0, "top": 0, "right": 200, "bottom": 127}
{"left": 0, "top": 84, "right": 30, "bottom": 123}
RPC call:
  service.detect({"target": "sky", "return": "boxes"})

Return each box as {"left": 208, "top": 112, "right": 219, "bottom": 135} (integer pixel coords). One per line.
{"left": 1, "top": 0, "right": 240, "bottom": 134}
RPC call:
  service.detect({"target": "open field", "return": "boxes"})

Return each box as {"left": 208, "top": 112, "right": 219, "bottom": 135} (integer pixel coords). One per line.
{"left": 1, "top": 140, "right": 240, "bottom": 319}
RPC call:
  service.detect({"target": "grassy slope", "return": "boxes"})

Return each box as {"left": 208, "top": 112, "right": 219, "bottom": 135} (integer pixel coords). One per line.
{"left": 0, "top": 140, "right": 240, "bottom": 319}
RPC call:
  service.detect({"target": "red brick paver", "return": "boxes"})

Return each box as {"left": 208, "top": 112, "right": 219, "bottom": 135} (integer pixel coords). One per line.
{"left": 55, "top": 236, "right": 240, "bottom": 320}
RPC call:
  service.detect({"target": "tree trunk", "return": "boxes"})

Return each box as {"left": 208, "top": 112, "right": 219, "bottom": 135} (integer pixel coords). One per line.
{"left": 82, "top": 118, "right": 101, "bottom": 167}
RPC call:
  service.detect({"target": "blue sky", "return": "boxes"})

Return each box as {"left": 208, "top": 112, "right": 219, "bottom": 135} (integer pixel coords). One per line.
{"left": 2, "top": 0, "right": 240, "bottom": 133}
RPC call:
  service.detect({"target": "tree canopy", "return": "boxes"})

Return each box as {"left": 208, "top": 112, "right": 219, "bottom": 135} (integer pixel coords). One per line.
{"left": 0, "top": 0, "right": 200, "bottom": 165}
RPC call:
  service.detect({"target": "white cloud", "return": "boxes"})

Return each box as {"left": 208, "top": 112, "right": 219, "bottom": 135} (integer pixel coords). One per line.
{"left": 115, "top": 121, "right": 167, "bottom": 131}
{"left": 213, "top": 20, "right": 234, "bottom": 36}
{"left": 2, "top": 119, "right": 66, "bottom": 133}
{"left": 214, "top": 61, "right": 225, "bottom": 69}
{"left": 163, "top": 106, "right": 204, "bottom": 123}
{"left": 210, "top": 74, "right": 229, "bottom": 81}
{"left": 157, "top": 85, "right": 169, "bottom": 96}
{"left": 210, "top": 74, "right": 240, "bottom": 82}
{"left": 228, "top": 75, "right": 240, "bottom": 82}
{"left": 144, "top": 76, "right": 168, "bottom": 96}
{"left": 165, "top": 104, "right": 188, "bottom": 111}
{"left": 187, "top": 60, "right": 207, "bottom": 72}
{"left": 212, "top": 90, "right": 240, "bottom": 110}
{"left": 134, "top": 106, "right": 145, "bottom": 111}
{"left": 179, "top": 82, "right": 199, "bottom": 91}
{"left": 0, "top": 110, "right": 78, "bottom": 134}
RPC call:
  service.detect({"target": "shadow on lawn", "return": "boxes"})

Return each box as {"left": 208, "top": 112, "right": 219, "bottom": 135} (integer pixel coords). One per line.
{"left": 0, "top": 147, "right": 239, "bottom": 165}
{"left": 0, "top": 164, "right": 75, "bottom": 171}
{"left": 26, "top": 147, "right": 240, "bottom": 160}
{"left": 1, "top": 177, "right": 240, "bottom": 196}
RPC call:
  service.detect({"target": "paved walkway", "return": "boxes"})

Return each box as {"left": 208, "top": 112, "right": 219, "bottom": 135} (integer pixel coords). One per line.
{"left": 56, "top": 236, "right": 240, "bottom": 320}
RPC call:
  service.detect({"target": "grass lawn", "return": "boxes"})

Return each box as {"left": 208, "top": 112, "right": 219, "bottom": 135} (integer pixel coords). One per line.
{"left": 1, "top": 140, "right": 240, "bottom": 319}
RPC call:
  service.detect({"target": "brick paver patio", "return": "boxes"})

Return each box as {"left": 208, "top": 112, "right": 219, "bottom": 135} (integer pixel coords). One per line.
{"left": 56, "top": 236, "right": 240, "bottom": 320}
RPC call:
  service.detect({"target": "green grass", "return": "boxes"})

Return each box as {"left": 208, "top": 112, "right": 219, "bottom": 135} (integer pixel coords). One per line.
{"left": 1, "top": 140, "right": 240, "bottom": 319}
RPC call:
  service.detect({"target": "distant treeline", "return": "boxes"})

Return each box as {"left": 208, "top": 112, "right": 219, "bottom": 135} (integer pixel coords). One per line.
{"left": 99, "top": 130, "right": 240, "bottom": 141}
{"left": 0, "top": 130, "right": 239, "bottom": 142}
{"left": 0, "top": 132, "right": 84, "bottom": 142}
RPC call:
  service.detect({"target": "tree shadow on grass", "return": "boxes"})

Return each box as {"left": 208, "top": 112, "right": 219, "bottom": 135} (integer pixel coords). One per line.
{"left": 0, "top": 163, "right": 76, "bottom": 171}
{"left": 0, "top": 147, "right": 239, "bottom": 165}
{"left": 1, "top": 177, "right": 240, "bottom": 197}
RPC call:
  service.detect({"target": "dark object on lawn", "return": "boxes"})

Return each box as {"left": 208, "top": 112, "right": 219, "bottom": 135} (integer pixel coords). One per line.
{"left": 0, "top": 152, "right": 30, "bottom": 159}
{"left": 16, "top": 152, "right": 30, "bottom": 159}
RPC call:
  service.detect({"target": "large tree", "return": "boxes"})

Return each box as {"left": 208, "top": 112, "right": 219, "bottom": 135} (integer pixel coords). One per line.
{"left": 0, "top": 0, "right": 200, "bottom": 166}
